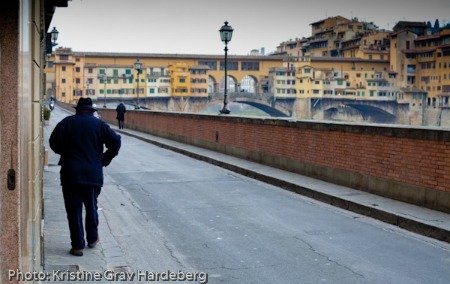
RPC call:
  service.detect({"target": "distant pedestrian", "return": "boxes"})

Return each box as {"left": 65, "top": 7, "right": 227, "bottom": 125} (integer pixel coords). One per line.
{"left": 50, "top": 97, "right": 121, "bottom": 256}
{"left": 116, "top": 102, "right": 126, "bottom": 129}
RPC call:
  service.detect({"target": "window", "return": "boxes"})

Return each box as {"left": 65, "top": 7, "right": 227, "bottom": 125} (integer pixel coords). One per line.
{"left": 59, "top": 55, "right": 68, "bottom": 60}
{"left": 62, "top": 66, "right": 66, "bottom": 71}
{"left": 113, "top": 69, "right": 118, "bottom": 76}
{"left": 47, "top": 61, "right": 54, "bottom": 67}
{"left": 75, "top": 78, "right": 80, "bottom": 84}
{"left": 75, "top": 67, "right": 80, "bottom": 72}
{"left": 88, "top": 78, "right": 93, "bottom": 84}
{"left": 220, "top": 61, "right": 238, "bottom": 70}
{"left": 88, "top": 68, "right": 93, "bottom": 73}
{"left": 114, "top": 79, "right": 118, "bottom": 84}
{"left": 126, "top": 69, "right": 131, "bottom": 74}
{"left": 179, "top": 78, "right": 185, "bottom": 83}
{"left": 100, "top": 89, "right": 104, "bottom": 94}
{"left": 75, "top": 58, "right": 80, "bottom": 62}
{"left": 241, "top": 62, "right": 260, "bottom": 71}
{"left": 199, "top": 60, "right": 217, "bottom": 70}
{"left": 61, "top": 78, "right": 66, "bottom": 83}
{"left": 61, "top": 92, "right": 65, "bottom": 97}
{"left": 149, "top": 88, "right": 155, "bottom": 94}
{"left": 99, "top": 69, "right": 105, "bottom": 74}
{"left": 304, "top": 68, "right": 311, "bottom": 73}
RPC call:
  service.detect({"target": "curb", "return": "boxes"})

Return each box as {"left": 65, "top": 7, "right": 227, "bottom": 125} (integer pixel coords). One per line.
{"left": 117, "top": 129, "right": 450, "bottom": 244}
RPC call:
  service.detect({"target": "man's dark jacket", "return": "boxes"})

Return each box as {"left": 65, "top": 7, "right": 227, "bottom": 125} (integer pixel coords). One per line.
{"left": 50, "top": 112, "right": 121, "bottom": 187}
{"left": 116, "top": 103, "right": 126, "bottom": 120}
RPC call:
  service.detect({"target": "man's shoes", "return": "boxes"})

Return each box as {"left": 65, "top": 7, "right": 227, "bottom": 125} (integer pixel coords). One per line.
{"left": 70, "top": 248, "right": 83, "bottom": 256}
{"left": 88, "top": 238, "right": 99, "bottom": 248}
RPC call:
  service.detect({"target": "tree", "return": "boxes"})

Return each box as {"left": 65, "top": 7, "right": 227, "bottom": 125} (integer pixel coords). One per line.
{"left": 426, "top": 21, "right": 432, "bottom": 31}
{"left": 433, "top": 19, "right": 440, "bottom": 33}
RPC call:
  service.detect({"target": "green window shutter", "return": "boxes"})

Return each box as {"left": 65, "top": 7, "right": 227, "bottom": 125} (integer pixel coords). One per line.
{"left": 126, "top": 69, "right": 131, "bottom": 74}
{"left": 113, "top": 69, "right": 118, "bottom": 76}
{"left": 100, "top": 89, "right": 104, "bottom": 94}
{"left": 107, "top": 79, "right": 111, "bottom": 84}
{"left": 99, "top": 69, "right": 105, "bottom": 74}
{"left": 370, "top": 90, "right": 374, "bottom": 96}
{"left": 141, "top": 79, "right": 145, "bottom": 83}
{"left": 107, "top": 89, "right": 111, "bottom": 94}
{"left": 150, "top": 88, "right": 155, "bottom": 94}
{"left": 100, "top": 79, "right": 104, "bottom": 83}
{"left": 114, "top": 79, "right": 118, "bottom": 84}
{"left": 129, "top": 78, "right": 133, "bottom": 84}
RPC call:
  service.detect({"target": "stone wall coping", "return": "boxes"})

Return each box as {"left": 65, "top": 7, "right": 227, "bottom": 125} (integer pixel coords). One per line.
{"left": 127, "top": 109, "right": 450, "bottom": 142}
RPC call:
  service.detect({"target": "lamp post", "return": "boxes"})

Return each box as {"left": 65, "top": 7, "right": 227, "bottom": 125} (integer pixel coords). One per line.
{"left": 134, "top": 58, "right": 142, "bottom": 109}
{"left": 219, "top": 21, "right": 233, "bottom": 114}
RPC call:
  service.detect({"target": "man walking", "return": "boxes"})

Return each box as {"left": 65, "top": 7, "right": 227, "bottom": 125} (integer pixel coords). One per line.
{"left": 50, "top": 97, "right": 121, "bottom": 256}
{"left": 116, "top": 102, "right": 126, "bottom": 129}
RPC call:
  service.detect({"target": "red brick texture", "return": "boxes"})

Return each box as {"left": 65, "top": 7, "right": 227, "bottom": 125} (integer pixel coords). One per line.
{"left": 99, "top": 109, "right": 450, "bottom": 211}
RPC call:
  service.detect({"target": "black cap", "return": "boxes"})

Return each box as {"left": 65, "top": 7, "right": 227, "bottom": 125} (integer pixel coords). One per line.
{"left": 74, "top": 97, "right": 97, "bottom": 112}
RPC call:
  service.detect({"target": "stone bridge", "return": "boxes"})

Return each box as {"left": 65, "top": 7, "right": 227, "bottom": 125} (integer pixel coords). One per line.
{"left": 95, "top": 94, "right": 413, "bottom": 123}
{"left": 308, "top": 97, "right": 410, "bottom": 123}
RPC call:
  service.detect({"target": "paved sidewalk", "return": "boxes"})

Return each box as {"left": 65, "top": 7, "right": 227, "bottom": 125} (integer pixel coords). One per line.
{"left": 113, "top": 126, "right": 450, "bottom": 243}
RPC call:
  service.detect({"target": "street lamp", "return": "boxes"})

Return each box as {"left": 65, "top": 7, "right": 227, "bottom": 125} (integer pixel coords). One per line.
{"left": 50, "top": 27, "right": 59, "bottom": 46}
{"left": 134, "top": 58, "right": 143, "bottom": 109}
{"left": 219, "top": 21, "right": 233, "bottom": 114}
{"left": 97, "top": 73, "right": 107, "bottom": 108}
{"left": 46, "top": 27, "right": 59, "bottom": 54}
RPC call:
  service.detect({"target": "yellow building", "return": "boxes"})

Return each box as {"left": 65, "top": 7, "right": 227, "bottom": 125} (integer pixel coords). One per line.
{"left": 190, "top": 65, "right": 209, "bottom": 96}
{"left": 270, "top": 57, "right": 398, "bottom": 100}
{"left": 268, "top": 67, "right": 297, "bottom": 97}
{"left": 390, "top": 22, "right": 450, "bottom": 106}
{"left": 169, "top": 63, "right": 190, "bottom": 96}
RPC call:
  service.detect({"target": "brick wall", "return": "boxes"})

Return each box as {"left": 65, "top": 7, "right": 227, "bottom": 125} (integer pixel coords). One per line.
{"left": 97, "top": 108, "right": 450, "bottom": 212}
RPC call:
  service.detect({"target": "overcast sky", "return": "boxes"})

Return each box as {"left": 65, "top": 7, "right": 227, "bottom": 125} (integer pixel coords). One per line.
{"left": 50, "top": 0, "right": 450, "bottom": 55}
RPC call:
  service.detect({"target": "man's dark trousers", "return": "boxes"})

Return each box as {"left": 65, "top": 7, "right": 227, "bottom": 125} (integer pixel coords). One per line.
{"left": 62, "top": 185, "right": 101, "bottom": 250}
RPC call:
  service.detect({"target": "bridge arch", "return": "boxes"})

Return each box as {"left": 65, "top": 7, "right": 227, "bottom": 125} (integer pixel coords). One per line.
{"left": 208, "top": 75, "right": 217, "bottom": 93}
{"left": 240, "top": 75, "right": 258, "bottom": 93}
{"left": 322, "top": 104, "right": 396, "bottom": 123}
{"left": 234, "top": 100, "right": 288, "bottom": 117}
{"left": 219, "top": 75, "right": 238, "bottom": 93}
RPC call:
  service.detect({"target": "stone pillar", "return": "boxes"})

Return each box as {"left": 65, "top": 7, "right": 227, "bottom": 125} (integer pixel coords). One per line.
{"left": 0, "top": 1, "right": 20, "bottom": 282}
